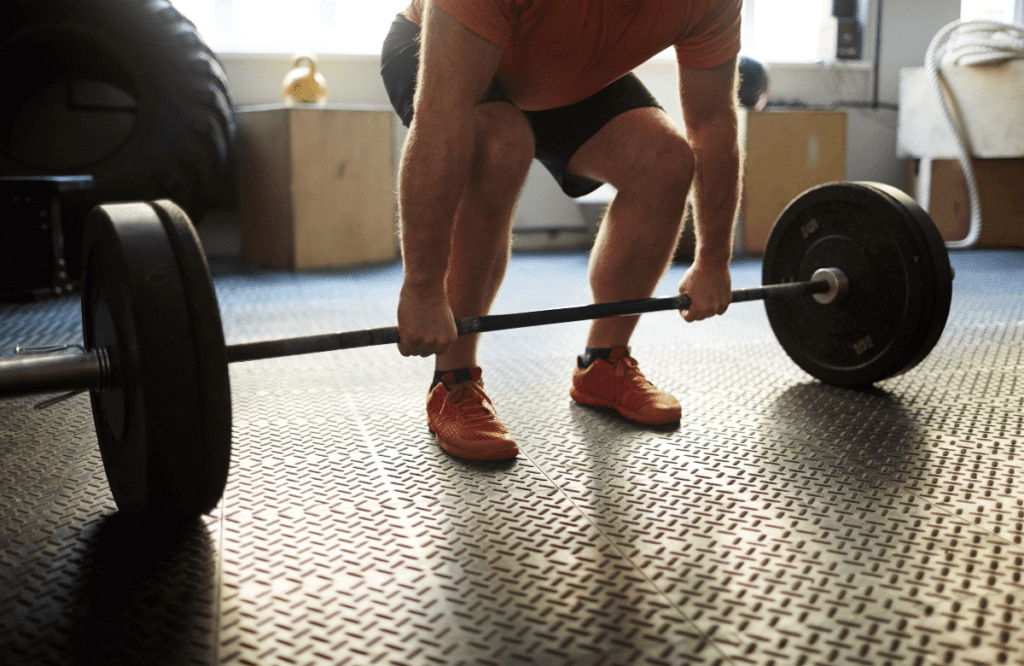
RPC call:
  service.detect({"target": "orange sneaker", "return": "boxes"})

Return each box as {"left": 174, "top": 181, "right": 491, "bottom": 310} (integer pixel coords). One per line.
{"left": 570, "top": 347, "right": 681, "bottom": 425}
{"left": 427, "top": 367, "right": 519, "bottom": 460}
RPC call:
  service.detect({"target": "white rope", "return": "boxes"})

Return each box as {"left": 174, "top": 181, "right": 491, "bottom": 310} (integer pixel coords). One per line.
{"left": 923, "top": 19, "right": 1024, "bottom": 249}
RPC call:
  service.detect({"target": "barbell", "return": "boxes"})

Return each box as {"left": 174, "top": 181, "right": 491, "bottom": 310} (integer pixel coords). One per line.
{"left": 0, "top": 181, "right": 953, "bottom": 522}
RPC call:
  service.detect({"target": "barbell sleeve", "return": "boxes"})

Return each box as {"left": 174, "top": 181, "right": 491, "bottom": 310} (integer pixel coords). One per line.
{"left": 0, "top": 350, "right": 109, "bottom": 399}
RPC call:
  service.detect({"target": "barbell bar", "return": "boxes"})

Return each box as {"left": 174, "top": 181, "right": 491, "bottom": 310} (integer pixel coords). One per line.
{"left": 0, "top": 181, "right": 953, "bottom": 523}
{"left": 226, "top": 276, "right": 837, "bottom": 363}
{"left": 0, "top": 275, "right": 836, "bottom": 397}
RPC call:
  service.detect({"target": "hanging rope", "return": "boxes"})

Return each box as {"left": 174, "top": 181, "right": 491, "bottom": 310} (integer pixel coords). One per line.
{"left": 923, "top": 19, "right": 1024, "bottom": 249}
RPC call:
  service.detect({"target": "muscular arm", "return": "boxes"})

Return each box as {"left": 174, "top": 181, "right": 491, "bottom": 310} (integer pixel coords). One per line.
{"left": 396, "top": 2, "right": 504, "bottom": 356}
{"left": 678, "top": 57, "right": 741, "bottom": 270}
{"left": 675, "top": 57, "right": 742, "bottom": 322}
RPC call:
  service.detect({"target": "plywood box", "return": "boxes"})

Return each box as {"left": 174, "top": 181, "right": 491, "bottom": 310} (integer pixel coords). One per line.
{"left": 898, "top": 62, "right": 1024, "bottom": 160}
{"left": 905, "top": 158, "right": 1024, "bottom": 247}
{"left": 237, "top": 104, "right": 397, "bottom": 270}
{"left": 740, "top": 109, "right": 847, "bottom": 254}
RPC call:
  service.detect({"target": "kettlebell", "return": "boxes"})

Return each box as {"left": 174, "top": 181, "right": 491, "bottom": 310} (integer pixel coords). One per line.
{"left": 283, "top": 53, "right": 328, "bottom": 106}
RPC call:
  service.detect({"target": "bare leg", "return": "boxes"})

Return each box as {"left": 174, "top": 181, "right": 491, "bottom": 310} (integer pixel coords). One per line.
{"left": 435, "top": 102, "right": 535, "bottom": 371}
{"left": 566, "top": 107, "right": 696, "bottom": 348}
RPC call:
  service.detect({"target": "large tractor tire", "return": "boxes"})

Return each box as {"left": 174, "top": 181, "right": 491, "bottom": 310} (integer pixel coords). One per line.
{"left": 0, "top": 0, "right": 235, "bottom": 277}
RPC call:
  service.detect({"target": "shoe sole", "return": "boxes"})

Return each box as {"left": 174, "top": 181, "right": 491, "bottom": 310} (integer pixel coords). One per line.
{"left": 569, "top": 388, "right": 681, "bottom": 426}
{"left": 430, "top": 429, "right": 519, "bottom": 461}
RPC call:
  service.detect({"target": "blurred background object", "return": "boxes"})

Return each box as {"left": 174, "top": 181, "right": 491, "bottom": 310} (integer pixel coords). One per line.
{"left": 738, "top": 55, "right": 771, "bottom": 110}
{"left": 283, "top": 53, "right": 329, "bottom": 106}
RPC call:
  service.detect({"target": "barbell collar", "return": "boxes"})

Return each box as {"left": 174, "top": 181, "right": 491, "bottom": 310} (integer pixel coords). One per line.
{"left": 811, "top": 267, "right": 850, "bottom": 305}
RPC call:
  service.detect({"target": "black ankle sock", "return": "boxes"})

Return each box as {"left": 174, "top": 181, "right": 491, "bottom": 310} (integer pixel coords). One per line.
{"left": 578, "top": 347, "right": 620, "bottom": 370}
{"left": 431, "top": 366, "right": 474, "bottom": 390}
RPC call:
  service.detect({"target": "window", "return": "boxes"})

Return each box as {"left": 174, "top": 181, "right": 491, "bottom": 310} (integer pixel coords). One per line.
{"left": 174, "top": 0, "right": 840, "bottom": 60}
{"left": 175, "top": 0, "right": 838, "bottom": 61}
{"left": 960, "top": 0, "right": 1019, "bottom": 21}
{"left": 739, "top": 0, "right": 1024, "bottom": 64}
{"left": 742, "top": 0, "right": 836, "bottom": 63}
{"left": 171, "top": 0, "right": 1022, "bottom": 59}
{"left": 170, "top": 0, "right": 409, "bottom": 55}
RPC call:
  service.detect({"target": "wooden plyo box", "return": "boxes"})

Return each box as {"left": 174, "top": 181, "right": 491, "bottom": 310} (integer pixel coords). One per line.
{"left": 739, "top": 109, "right": 847, "bottom": 254}
{"left": 905, "top": 158, "right": 1024, "bottom": 247}
{"left": 237, "top": 104, "right": 397, "bottom": 270}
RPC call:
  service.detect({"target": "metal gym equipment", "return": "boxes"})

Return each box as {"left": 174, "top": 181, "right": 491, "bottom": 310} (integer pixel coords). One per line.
{"left": 0, "top": 182, "right": 953, "bottom": 523}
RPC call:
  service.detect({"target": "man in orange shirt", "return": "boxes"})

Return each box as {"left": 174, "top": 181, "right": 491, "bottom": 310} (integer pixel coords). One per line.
{"left": 381, "top": 0, "right": 743, "bottom": 461}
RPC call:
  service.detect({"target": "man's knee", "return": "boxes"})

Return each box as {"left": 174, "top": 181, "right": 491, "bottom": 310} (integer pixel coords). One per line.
{"left": 642, "top": 135, "right": 695, "bottom": 198}
{"left": 612, "top": 133, "right": 694, "bottom": 222}
{"left": 473, "top": 103, "right": 535, "bottom": 179}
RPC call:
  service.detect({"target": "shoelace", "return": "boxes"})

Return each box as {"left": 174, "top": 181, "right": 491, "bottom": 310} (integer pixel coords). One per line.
{"left": 614, "top": 356, "right": 655, "bottom": 389}
{"left": 445, "top": 381, "right": 497, "bottom": 422}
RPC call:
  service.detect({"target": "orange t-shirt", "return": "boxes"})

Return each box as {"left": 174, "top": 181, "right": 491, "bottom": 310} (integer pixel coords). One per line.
{"left": 404, "top": 0, "right": 742, "bottom": 111}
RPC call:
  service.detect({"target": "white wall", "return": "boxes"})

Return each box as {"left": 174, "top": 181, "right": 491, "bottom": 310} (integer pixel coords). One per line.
{"left": 217, "top": 0, "right": 961, "bottom": 239}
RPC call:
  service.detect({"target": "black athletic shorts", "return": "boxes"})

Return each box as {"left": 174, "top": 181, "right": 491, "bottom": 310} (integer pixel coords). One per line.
{"left": 380, "top": 13, "right": 664, "bottom": 198}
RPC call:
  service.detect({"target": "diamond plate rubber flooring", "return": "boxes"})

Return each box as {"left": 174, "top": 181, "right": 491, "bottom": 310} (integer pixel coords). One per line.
{"left": 2, "top": 249, "right": 1023, "bottom": 666}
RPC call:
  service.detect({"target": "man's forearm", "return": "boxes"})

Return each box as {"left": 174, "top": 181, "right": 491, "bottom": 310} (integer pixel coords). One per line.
{"left": 689, "top": 119, "right": 742, "bottom": 268}
{"left": 397, "top": 113, "right": 476, "bottom": 291}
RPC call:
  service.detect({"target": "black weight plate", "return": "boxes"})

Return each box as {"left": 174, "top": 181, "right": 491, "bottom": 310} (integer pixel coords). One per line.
{"left": 859, "top": 183, "right": 952, "bottom": 379}
{"left": 762, "top": 182, "right": 933, "bottom": 388}
{"left": 81, "top": 202, "right": 231, "bottom": 521}
{"left": 149, "top": 200, "right": 232, "bottom": 516}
